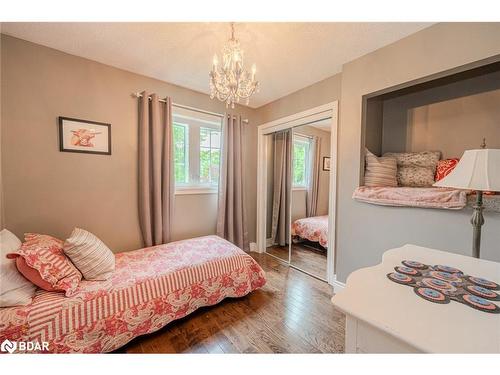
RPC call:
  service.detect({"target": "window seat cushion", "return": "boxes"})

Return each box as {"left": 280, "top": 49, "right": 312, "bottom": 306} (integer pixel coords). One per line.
{"left": 352, "top": 186, "right": 468, "bottom": 210}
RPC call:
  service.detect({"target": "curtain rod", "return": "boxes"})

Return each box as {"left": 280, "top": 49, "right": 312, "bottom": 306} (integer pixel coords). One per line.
{"left": 131, "top": 92, "right": 249, "bottom": 124}
{"left": 294, "top": 132, "right": 315, "bottom": 140}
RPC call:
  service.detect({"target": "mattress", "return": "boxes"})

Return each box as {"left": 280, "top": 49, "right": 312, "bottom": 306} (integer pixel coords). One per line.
{"left": 0, "top": 235, "right": 266, "bottom": 353}
{"left": 291, "top": 215, "right": 329, "bottom": 248}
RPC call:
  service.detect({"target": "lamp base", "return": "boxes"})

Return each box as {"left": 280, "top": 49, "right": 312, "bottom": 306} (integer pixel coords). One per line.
{"left": 471, "top": 191, "right": 484, "bottom": 258}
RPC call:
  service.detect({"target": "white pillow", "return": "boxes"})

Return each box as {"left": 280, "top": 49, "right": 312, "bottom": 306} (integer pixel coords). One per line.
{"left": 63, "top": 228, "right": 115, "bottom": 281}
{"left": 0, "top": 229, "right": 37, "bottom": 307}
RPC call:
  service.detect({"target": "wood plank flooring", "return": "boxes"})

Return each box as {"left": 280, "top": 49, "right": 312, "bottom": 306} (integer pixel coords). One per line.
{"left": 120, "top": 253, "right": 345, "bottom": 353}
{"left": 267, "top": 243, "right": 327, "bottom": 279}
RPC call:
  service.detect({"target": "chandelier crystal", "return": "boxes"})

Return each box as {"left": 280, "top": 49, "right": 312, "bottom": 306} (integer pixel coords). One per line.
{"left": 209, "top": 23, "right": 259, "bottom": 108}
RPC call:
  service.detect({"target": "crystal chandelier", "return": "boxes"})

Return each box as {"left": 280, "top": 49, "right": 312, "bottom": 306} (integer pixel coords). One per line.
{"left": 209, "top": 23, "right": 259, "bottom": 108}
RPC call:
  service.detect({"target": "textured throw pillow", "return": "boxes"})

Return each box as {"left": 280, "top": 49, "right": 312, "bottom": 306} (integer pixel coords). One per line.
{"left": 383, "top": 151, "right": 441, "bottom": 187}
{"left": 364, "top": 149, "right": 398, "bottom": 187}
{"left": 6, "top": 233, "right": 82, "bottom": 297}
{"left": 397, "top": 166, "right": 436, "bottom": 187}
{"left": 64, "top": 228, "right": 115, "bottom": 281}
{"left": 383, "top": 151, "right": 441, "bottom": 168}
{"left": 435, "top": 158, "right": 459, "bottom": 182}
{"left": 0, "top": 229, "right": 37, "bottom": 307}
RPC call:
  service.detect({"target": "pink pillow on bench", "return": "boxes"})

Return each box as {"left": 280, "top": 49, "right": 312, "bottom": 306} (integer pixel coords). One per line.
{"left": 7, "top": 233, "right": 82, "bottom": 296}
{"left": 435, "top": 158, "right": 459, "bottom": 182}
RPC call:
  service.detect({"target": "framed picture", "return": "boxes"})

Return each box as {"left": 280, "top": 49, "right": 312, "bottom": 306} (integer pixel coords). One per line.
{"left": 59, "top": 117, "right": 111, "bottom": 155}
{"left": 323, "top": 156, "right": 331, "bottom": 171}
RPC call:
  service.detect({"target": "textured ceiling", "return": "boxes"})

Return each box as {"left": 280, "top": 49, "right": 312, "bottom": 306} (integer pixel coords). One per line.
{"left": 1, "top": 22, "right": 433, "bottom": 107}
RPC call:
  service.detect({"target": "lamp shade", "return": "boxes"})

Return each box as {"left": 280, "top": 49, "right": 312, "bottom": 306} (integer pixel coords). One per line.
{"left": 434, "top": 149, "right": 500, "bottom": 191}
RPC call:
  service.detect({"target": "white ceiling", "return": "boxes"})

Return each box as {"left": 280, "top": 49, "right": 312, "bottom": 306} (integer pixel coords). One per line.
{"left": 1, "top": 22, "right": 433, "bottom": 108}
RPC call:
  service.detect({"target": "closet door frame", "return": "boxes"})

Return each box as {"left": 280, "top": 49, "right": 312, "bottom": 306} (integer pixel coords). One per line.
{"left": 256, "top": 101, "right": 339, "bottom": 285}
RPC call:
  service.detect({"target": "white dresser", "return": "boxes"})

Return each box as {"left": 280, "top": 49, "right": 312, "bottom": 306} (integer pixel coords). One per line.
{"left": 331, "top": 245, "right": 500, "bottom": 353}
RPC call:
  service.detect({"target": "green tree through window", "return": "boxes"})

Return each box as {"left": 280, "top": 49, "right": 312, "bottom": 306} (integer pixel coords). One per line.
{"left": 200, "top": 127, "right": 221, "bottom": 185}
{"left": 173, "top": 123, "right": 188, "bottom": 184}
{"left": 172, "top": 108, "right": 222, "bottom": 190}
{"left": 293, "top": 136, "right": 310, "bottom": 187}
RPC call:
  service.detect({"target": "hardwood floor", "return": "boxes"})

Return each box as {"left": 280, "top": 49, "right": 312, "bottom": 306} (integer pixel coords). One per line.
{"left": 267, "top": 243, "right": 327, "bottom": 279}
{"left": 121, "top": 253, "right": 345, "bottom": 353}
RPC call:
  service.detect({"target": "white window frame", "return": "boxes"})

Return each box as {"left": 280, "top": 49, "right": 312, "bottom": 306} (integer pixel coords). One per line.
{"left": 173, "top": 109, "right": 222, "bottom": 195}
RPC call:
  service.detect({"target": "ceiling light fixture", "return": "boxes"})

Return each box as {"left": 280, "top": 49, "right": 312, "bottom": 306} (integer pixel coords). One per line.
{"left": 209, "top": 22, "right": 259, "bottom": 108}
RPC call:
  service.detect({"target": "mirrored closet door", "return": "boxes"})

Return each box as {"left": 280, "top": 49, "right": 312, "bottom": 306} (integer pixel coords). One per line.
{"left": 289, "top": 119, "right": 331, "bottom": 280}
{"left": 264, "top": 130, "right": 292, "bottom": 263}
{"left": 263, "top": 117, "right": 332, "bottom": 281}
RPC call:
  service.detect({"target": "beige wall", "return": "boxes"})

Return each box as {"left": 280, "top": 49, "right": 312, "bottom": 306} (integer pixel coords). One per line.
{"left": 409, "top": 90, "right": 500, "bottom": 157}
{"left": 1, "top": 35, "right": 259, "bottom": 252}
{"left": 336, "top": 23, "right": 500, "bottom": 282}
{"left": 381, "top": 70, "right": 500, "bottom": 157}
{"left": 258, "top": 74, "right": 342, "bottom": 123}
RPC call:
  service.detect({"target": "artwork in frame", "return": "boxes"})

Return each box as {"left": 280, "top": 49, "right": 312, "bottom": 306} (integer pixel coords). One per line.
{"left": 59, "top": 117, "right": 111, "bottom": 155}
{"left": 323, "top": 156, "right": 331, "bottom": 171}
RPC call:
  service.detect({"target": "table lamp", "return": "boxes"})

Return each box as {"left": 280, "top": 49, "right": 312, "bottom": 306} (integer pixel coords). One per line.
{"left": 433, "top": 146, "right": 500, "bottom": 258}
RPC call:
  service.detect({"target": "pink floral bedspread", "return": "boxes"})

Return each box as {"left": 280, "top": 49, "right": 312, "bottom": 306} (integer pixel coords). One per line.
{"left": 291, "top": 215, "right": 328, "bottom": 248}
{"left": 352, "top": 186, "right": 468, "bottom": 209}
{"left": 0, "top": 235, "right": 266, "bottom": 353}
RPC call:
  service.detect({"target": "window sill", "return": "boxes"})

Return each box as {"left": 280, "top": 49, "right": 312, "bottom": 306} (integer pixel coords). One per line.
{"left": 292, "top": 187, "right": 307, "bottom": 191}
{"left": 175, "top": 187, "right": 218, "bottom": 195}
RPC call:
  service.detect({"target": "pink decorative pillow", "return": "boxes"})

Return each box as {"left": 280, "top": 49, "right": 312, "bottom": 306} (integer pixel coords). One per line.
{"left": 15, "top": 257, "right": 57, "bottom": 291}
{"left": 435, "top": 158, "right": 459, "bottom": 182}
{"left": 7, "top": 233, "right": 82, "bottom": 296}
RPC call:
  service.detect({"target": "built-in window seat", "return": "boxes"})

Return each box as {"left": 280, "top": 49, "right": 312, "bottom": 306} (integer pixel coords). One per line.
{"left": 353, "top": 186, "right": 500, "bottom": 212}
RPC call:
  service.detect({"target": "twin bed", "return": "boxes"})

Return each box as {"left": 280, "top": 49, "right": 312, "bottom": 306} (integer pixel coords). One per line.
{"left": 291, "top": 215, "right": 329, "bottom": 248}
{"left": 0, "top": 235, "right": 266, "bottom": 353}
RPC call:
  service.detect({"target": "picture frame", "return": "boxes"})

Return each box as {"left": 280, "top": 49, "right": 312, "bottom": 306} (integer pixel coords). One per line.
{"left": 322, "top": 156, "right": 331, "bottom": 171}
{"left": 59, "top": 117, "right": 111, "bottom": 155}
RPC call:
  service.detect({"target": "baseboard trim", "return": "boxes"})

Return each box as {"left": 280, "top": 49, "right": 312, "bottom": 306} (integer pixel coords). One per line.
{"left": 332, "top": 277, "right": 346, "bottom": 293}
{"left": 266, "top": 238, "right": 275, "bottom": 247}
{"left": 249, "top": 242, "right": 263, "bottom": 253}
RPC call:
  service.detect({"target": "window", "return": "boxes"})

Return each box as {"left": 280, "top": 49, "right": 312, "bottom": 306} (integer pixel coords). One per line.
{"left": 200, "top": 127, "right": 221, "bottom": 185}
{"left": 292, "top": 135, "right": 311, "bottom": 188}
{"left": 172, "top": 107, "right": 222, "bottom": 192}
{"left": 173, "top": 123, "right": 189, "bottom": 184}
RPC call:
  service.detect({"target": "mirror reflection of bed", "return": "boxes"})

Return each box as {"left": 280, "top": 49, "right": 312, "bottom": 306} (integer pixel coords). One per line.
{"left": 264, "top": 117, "right": 331, "bottom": 281}
{"left": 290, "top": 122, "right": 330, "bottom": 280}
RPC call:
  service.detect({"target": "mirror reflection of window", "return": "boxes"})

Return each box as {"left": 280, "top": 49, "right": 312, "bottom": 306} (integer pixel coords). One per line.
{"left": 292, "top": 134, "right": 311, "bottom": 189}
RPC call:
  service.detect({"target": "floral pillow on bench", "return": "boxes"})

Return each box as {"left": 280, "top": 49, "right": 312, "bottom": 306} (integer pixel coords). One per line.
{"left": 383, "top": 151, "right": 441, "bottom": 187}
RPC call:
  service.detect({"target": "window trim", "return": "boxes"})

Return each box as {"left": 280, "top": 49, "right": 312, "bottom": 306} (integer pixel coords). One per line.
{"left": 199, "top": 126, "right": 221, "bottom": 186}
{"left": 172, "top": 109, "right": 222, "bottom": 191}
{"left": 175, "top": 186, "right": 218, "bottom": 195}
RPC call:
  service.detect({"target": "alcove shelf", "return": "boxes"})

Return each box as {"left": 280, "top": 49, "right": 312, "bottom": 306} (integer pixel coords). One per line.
{"left": 357, "top": 55, "right": 500, "bottom": 213}
{"left": 362, "top": 56, "right": 500, "bottom": 162}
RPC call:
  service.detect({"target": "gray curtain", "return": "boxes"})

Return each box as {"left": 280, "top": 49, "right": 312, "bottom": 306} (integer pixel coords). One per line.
{"left": 138, "top": 91, "right": 175, "bottom": 247}
{"left": 306, "top": 136, "right": 321, "bottom": 217}
{"left": 217, "top": 114, "right": 248, "bottom": 250}
{"left": 271, "top": 130, "right": 292, "bottom": 246}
